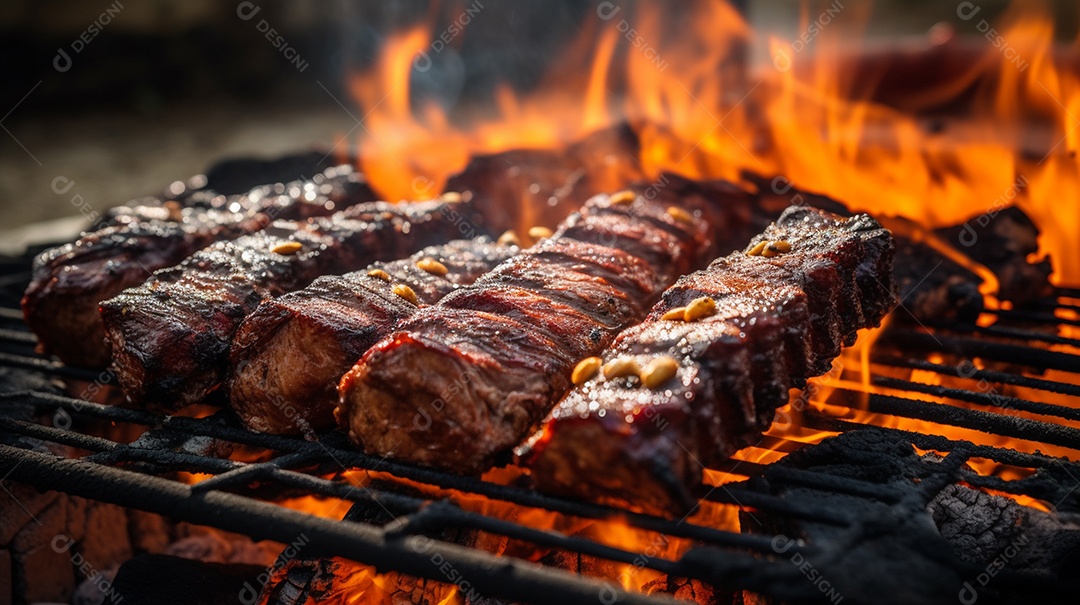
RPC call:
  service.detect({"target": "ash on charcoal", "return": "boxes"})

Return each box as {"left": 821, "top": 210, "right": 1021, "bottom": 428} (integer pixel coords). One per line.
{"left": 928, "top": 484, "right": 1024, "bottom": 564}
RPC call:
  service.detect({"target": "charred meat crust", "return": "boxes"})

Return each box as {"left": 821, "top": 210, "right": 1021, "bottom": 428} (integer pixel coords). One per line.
{"left": 101, "top": 198, "right": 476, "bottom": 411}
{"left": 525, "top": 205, "right": 897, "bottom": 515}
{"left": 339, "top": 181, "right": 754, "bottom": 474}
{"left": 228, "top": 237, "right": 516, "bottom": 435}
{"left": 22, "top": 166, "right": 375, "bottom": 368}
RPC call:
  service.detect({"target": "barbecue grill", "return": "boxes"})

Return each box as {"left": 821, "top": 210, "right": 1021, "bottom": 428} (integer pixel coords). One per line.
{"left": 3, "top": 242, "right": 1080, "bottom": 603}
{"left": 7, "top": 1, "right": 1080, "bottom": 604}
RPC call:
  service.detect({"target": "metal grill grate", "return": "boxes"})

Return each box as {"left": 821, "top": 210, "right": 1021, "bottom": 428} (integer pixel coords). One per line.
{"left": 3, "top": 252, "right": 1080, "bottom": 604}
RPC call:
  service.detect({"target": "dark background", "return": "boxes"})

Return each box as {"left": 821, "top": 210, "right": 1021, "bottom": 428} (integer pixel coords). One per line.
{"left": 0, "top": 0, "right": 1067, "bottom": 248}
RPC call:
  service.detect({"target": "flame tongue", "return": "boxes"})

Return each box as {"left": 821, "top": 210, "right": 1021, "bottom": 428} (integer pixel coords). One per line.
{"left": 347, "top": 1, "right": 1078, "bottom": 284}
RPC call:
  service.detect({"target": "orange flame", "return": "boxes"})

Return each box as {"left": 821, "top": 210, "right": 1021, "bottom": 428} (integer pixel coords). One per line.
{"left": 347, "top": 1, "right": 1079, "bottom": 284}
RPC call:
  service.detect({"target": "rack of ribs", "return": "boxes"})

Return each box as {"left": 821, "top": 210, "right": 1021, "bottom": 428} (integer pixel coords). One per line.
{"left": 229, "top": 237, "right": 518, "bottom": 435}
{"left": 22, "top": 166, "right": 376, "bottom": 368}
{"left": 338, "top": 177, "right": 759, "bottom": 474}
{"left": 522, "top": 205, "right": 897, "bottom": 515}
{"left": 100, "top": 195, "right": 476, "bottom": 411}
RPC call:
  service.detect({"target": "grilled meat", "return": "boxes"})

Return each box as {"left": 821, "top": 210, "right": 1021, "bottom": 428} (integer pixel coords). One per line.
{"left": 523, "top": 206, "right": 897, "bottom": 515}
{"left": 101, "top": 196, "right": 476, "bottom": 410}
{"left": 22, "top": 166, "right": 375, "bottom": 368}
{"left": 339, "top": 179, "right": 758, "bottom": 474}
{"left": 885, "top": 217, "right": 985, "bottom": 325}
{"left": 229, "top": 237, "right": 517, "bottom": 435}
{"left": 23, "top": 211, "right": 258, "bottom": 369}
{"left": 444, "top": 124, "right": 642, "bottom": 235}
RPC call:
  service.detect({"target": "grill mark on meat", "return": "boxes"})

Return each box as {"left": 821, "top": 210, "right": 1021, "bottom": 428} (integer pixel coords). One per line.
{"left": 523, "top": 206, "right": 897, "bottom": 515}
{"left": 339, "top": 180, "right": 756, "bottom": 474}
{"left": 101, "top": 198, "right": 475, "bottom": 411}
{"left": 22, "top": 166, "right": 376, "bottom": 368}
{"left": 228, "top": 237, "right": 516, "bottom": 435}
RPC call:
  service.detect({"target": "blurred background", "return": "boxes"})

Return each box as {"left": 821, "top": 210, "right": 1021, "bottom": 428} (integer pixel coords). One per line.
{"left": 0, "top": 0, "right": 1070, "bottom": 249}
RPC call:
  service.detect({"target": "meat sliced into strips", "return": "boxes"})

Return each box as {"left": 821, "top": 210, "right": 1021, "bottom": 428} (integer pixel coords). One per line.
{"left": 229, "top": 237, "right": 517, "bottom": 435}
{"left": 339, "top": 179, "right": 757, "bottom": 474}
{"left": 22, "top": 166, "right": 375, "bottom": 368}
{"left": 523, "top": 206, "right": 897, "bottom": 515}
{"left": 101, "top": 197, "right": 475, "bottom": 410}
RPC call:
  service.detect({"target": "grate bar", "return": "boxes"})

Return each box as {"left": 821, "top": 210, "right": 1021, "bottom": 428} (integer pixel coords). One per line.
{"left": 759, "top": 466, "right": 911, "bottom": 503}
{"left": 988, "top": 308, "right": 1080, "bottom": 328}
{"left": 872, "top": 356, "right": 1080, "bottom": 397}
{"left": 802, "top": 413, "right": 1080, "bottom": 479}
{"left": 0, "top": 307, "right": 26, "bottom": 322}
{"left": 0, "top": 328, "right": 35, "bottom": 344}
{"left": 698, "top": 485, "right": 852, "bottom": 527}
{"left": 0, "top": 352, "right": 116, "bottom": 383}
{"left": 0, "top": 443, "right": 684, "bottom": 605}
{"left": 870, "top": 375, "right": 1080, "bottom": 422}
{"left": 0, "top": 391, "right": 799, "bottom": 552}
{"left": 970, "top": 324, "right": 1080, "bottom": 348}
{"left": 883, "top": 330, "right": 1080, "bottom": 373}
{"left": 826, "top": 389, "right": 1080, "bottom": 452}
{"left": 0, "top": 416, "right": 120, "bottom": 453}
